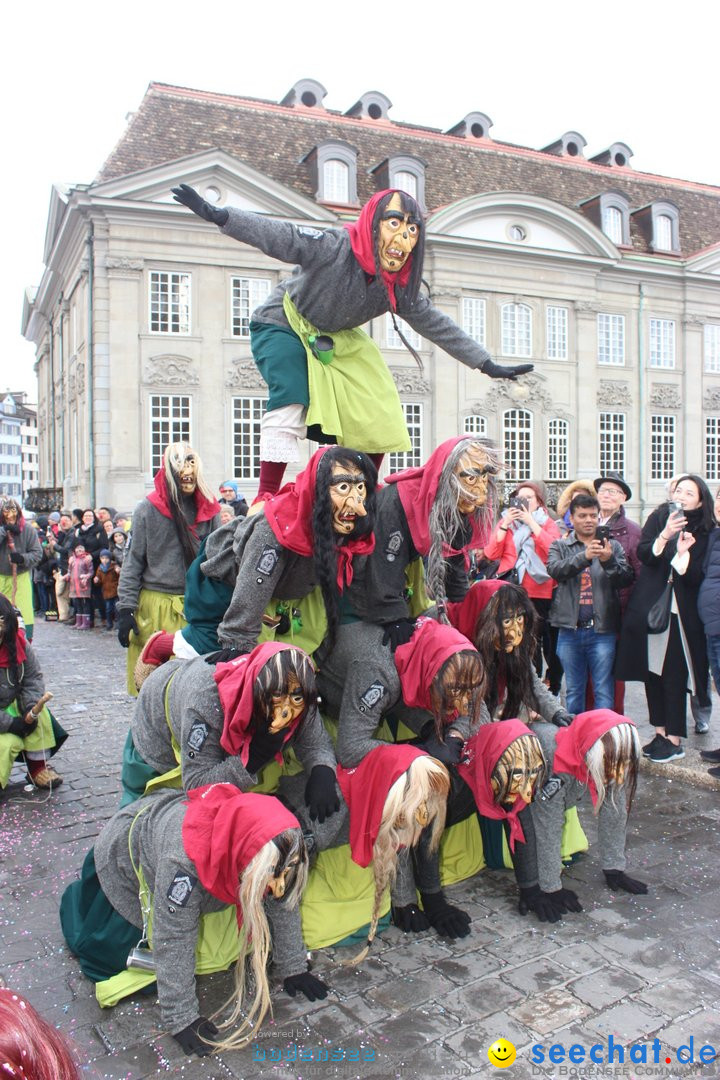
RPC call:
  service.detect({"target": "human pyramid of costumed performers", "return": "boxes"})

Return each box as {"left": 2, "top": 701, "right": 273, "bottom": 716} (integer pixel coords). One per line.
{"left": 9, "top": 184, "right": 706, "bottom": 1069}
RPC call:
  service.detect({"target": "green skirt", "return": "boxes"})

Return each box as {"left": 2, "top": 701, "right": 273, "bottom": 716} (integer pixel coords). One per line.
{"left": 125, "top": 589, "right": 187, "bottom": 697}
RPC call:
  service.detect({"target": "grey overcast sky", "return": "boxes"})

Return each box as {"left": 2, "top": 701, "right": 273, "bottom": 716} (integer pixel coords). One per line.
{"left": 3, "top": 0, "right": 715, "bottom": 399}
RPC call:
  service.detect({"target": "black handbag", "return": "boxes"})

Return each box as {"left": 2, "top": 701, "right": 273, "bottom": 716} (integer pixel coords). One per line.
{"left": 497, "top": 566, "right": 520, "bottom": 586}
{"left": 647, "top": 573, "right": 673, "bottom": 634}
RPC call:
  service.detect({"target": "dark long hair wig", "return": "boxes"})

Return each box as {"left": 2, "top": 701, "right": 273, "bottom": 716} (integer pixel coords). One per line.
{"left": 472, "top": 584, "right": 540, "bottom": 720}
{"left": 312, "top": 447, "right": 378, "bottom": 652}
{"left": 0, "top": 595, "right": 23, "bottom": 691}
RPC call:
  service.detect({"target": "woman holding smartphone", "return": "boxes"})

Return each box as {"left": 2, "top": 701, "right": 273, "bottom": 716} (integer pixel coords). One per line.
{"left": 615, "top": 475, "right": 716, "bottom": 763}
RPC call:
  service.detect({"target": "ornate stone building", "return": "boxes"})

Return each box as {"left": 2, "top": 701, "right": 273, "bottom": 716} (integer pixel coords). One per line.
{"left": 21, "top": 80, "right": 720, "bottom": 513}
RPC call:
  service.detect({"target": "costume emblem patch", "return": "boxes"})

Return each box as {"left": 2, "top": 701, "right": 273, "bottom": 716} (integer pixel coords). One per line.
{"left": 256, "top": 546, "right": 280, "bottom": 576}
{"left": 385, "top": 531, "right": 403, "bottom": 562}
{"left": 167, "top": 871, "right": 196, "bottom": 909}
{"left": 297, "top": 226, "right": 323, "bottom": 239}
{"left": 359, "top": 682, "right": 386, "bottom": 712}
{"left": 187, "top": 721, "right": 209, "bottom": 755}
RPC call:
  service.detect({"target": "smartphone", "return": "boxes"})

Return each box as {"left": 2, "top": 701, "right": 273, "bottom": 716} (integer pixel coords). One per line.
{"left": 595, "top": 525, "right": 611, "bottom": 543}
{"left": 671, "top": 500, "right": 684, "bottom": 515}
{"left": 509, "top": 496, "right": 528, "bottom": 510}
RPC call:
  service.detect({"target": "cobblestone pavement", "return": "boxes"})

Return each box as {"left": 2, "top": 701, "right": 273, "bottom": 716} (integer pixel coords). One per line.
{"left": 1, "top": 620, "right": 719, "bottom": 1080}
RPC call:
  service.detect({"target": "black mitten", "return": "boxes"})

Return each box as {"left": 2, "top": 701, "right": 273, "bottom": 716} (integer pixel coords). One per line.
{"left": 8, "top": 713, "right": 33, "bottom": 738}
{"left": 419, "top": 734, "right": 464, "bottom": 766}
{"left": 203, "top": 647, "right": 244, "bottom": 665}
{"left": 304, "top": 765, "right": 339, "bottom": 823}
{"left": 420, "top": 890, "right": 471, "bottom": 939}
{"left": 9, "top": 552, "right": 23, "bottom": 565}
{"left": 550, "top": 709, "right": 573, "bottom": 728}
{"left": 517, "top": 884, "right": 562, "bottom": 923}
{"left": 173, "top": 1017, "right": 219, "bottom": 1057}
{"left": 283, "top": 970, "right": 329, "bottom": 1001}
{"left": 547, "top": 886, "right": 583, "bottom": 913}
{"left": 604, "top": 869, "right": 648, "bottom": 895}
{"left": 172, "top": 183, "right": 229, "bottom": 226}
{"left": 481, "top": 359, "right": 534, "bottom": 380}
{"left": 381, "top": 618, "right": 417, "bottom": 652}
{"left": 391, "top": 903, "right": 430, "bottom": 933}
{"left": 246, "top": 729, "right": 286, "bottom": 776}
{"left": 116, "top": 609, "right": 138, "bottom": 648}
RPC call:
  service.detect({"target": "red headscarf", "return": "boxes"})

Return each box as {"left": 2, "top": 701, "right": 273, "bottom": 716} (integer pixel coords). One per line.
{"left": 262, "top": 448, "right": 375, "bottom": 590}
{"left": 147, "top": 468, "right": 220, "bottom": 530}
{"left": 215, "top": 642, "right": 306, "bottom": 765}
{"left": 0, "top": 627, "right": 27, "bottom": 668}
{"left": 446, "top": 579, "right": 505, "bottom": 642}
{"left": 345, "top": 190, "right": 414, "bottom": 312}
{"left": 182, "top": 784, "right": 299, "bottom": 923}
{"left": 383, "top": 437, "right": 489, "bottom": 558}
{"left": 552, "top": 709, "right": 636, "bottom": 806}
{"left": 458, "top": 719, "right": 534, "bottom": 850}
{"left": 337, "top": 744, "right": 427, "bottom": 868}
{"left": 394, "top": 616, "right": 477, "bottom": 714}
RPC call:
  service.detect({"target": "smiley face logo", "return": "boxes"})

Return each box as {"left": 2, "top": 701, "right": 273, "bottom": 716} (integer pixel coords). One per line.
{"left": 488, "top": 1039, "right": 516, "bottom": 1068}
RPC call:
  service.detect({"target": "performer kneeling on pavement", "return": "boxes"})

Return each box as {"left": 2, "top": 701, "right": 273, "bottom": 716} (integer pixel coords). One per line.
{"left": 172, "top": 183, "right": 531, "bottom": 496}
{"left": 530, "top": 709, "right": 647, "bottom": 905}
{"left": 61, "top": 785, "right": 326, "bottom": 1057}
{"left": 133, "top": 445, "right": 376, "bottom": 687}
{"left": 0, "top": 595, "right": 66, "bottom": 790}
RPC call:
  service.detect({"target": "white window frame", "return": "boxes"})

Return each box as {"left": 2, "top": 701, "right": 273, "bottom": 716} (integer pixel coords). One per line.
{"left": 650, "top": 414, "right": 676, "bottom": 481}
{"left": 149, "top": 271, "right": 191, "bottom": 335}
{"left": 599, "top": 412, "right": 626, "bottom": 476}
{"left": 597, "top": 313, "right": 625, "bottom": 366}
{"left": 503, "top": 408, "right": 532, "bottom": 481}
{"left": 322, "top": 159, "right": 349, "bottom": 203}
{"left": 501, "top": 303, "right": 532, "bottom": 358}
{"left": 232, "top": 396, "right": 267, "bottom": 480}
{"left": 655, "top": 214, "right": 673, "bottom": 251}
{"left": 385, "top": 314, "right": 421, "bottom": 350}
{"left": 393, "top": 170, "right": 418, "bottom": 199}
{"left": 649, "top": 318, "right": 676, "bottom": 369}
{"left": 463, "top": 415, "right": 488, "bottom": 437}
{"left": 547, "top": 418, "right": 569, "bottom": 481}
{"left": 546, "top": 306, "right": 568, "bottom": 360}
{"left": 704, "top": 324, "right": 720, "bottom": 374}
{"left": 706, "top": 417, "right": 720, "bottom": 483}
{"left": 231, "top": 277, "right": 272, "bottom": 338}
{"left": 602, "top": 205, "right": 623, "bottom": 245}
{"left": 150, "top": 395, "right": 191, "bottom": 474}
{"left": 462, "top": 298, "right": 486, "bottom": 346}
{"left": 388, "top": 403, "right": 423, "bottom": 472}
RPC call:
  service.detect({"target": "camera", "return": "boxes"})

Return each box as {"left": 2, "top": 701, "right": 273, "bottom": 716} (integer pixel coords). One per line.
{"left": 595, "top": 525, "right": 611, "bottom": 543}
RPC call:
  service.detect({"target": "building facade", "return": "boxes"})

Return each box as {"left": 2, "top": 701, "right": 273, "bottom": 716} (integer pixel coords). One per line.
{"left": 22, "top": 80, "right": 720, "bottom": 515}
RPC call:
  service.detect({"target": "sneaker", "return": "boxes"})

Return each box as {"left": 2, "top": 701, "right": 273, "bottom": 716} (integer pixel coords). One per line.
{"left": 695, "top": 719, "right": 710, "bottom": 734}
{"left": 648, "top": 737, "right": 685, "bottom": 763}
{"left": 642, "top": 734, "right": 665, "bottom": 757}
{"left": 700, "top": 748, "right": 720, "bottom": 763}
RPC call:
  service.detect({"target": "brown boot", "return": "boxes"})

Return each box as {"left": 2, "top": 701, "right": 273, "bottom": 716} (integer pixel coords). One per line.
{"left": 27, "top": 765, "right": 63, "bottom": 789}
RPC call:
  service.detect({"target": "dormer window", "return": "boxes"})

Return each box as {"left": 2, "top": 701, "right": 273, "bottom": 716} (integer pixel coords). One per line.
{"left": 655, "top": 215, "right": 673, "bottom": 250}
{"left": 345, "top": 91, "right": 392, "bottom": 121}
{"left": 303, "top": 141, "right": 358, "bottom": 205}
{"left": 602, "top": 206, "right": 623, "bottom": 245}
{"left": 445, "top": 111, "right": 494, "bottom": 140}
{"left": 280, "top": 79, "right": 328, "bottom": 110}
{"left": 631, "top": 200, "right": 680, "bottom": 254}
{"left": 580, "top": 192, "right": 631, "bottom": 246}
{"left": 394, "top": 171, "right": 417, "bottom": 199}
{"left": 370, "top": 154, "right": 426, "bottom": 211}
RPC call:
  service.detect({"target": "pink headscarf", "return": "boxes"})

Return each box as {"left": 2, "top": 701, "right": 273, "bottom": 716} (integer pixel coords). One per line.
{"left": 345, "top": 190, "right": 414, "bottom": 312}
{"left": 394, "top": 616, "right": 477, "bottom": 714}
{"left": 446, "top": 579, "right": 506, "bottom": 642}
{"left": 552, "top": 709, "right": 636, "bottom": 807}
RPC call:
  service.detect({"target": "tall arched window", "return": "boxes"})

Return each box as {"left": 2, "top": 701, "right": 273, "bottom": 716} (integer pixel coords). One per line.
{"left": 393, "top": 170, "right": 418, "bottom": 199}
{"left": 322, "top": 159, "right": 349, "bottom": 203}
{"left": 655, "top": 214, "right": 673, "bottom": 251}
{"left": 547, "top": 418, "right": 569, "bottom": 480}
{"left": 602, "top": 205, "right": 623, "bottom": 244}
{"left": 503, "top": 409, "right": 532, "bottom": 480}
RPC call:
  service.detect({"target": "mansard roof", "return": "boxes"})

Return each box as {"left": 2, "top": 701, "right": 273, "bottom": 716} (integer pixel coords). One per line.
{"left": 95, "top": 82, "right": 720, "bottom": 258}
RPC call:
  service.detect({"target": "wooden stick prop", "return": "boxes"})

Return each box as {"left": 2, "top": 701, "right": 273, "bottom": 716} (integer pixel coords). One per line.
{"left": 26, "top": 692, "right": 53, "bottom": 725}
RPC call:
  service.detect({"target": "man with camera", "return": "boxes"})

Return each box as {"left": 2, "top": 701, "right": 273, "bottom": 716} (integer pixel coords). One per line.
{"left": 547, "top": 493, "right": 633, "bottom": 714}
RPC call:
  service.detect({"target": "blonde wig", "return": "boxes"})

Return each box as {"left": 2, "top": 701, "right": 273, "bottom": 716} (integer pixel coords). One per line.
{"left": 490, "top": 734, "right": 547, "bottom": 805}
{"left": 349, "top": 756, "right": 450, "bottom": 964}
{"left": 584, "top": 722, "right": 640, "bottom": 812}
{"left": 209, "top": 828, "right": 308, "bottom": 1052}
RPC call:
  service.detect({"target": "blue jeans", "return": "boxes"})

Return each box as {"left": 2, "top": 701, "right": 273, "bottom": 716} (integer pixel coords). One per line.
{"left": 557, "top": 628, "right": 617, "bottom": 715}
{"left": 707, "top": 635, "right": 720, "bottom": 696}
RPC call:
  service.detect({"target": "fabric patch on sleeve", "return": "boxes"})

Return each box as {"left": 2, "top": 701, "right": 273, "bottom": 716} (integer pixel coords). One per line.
{"left": 297, "top": 226, "right": 323, "bottom": 239}
{"left": 359, "top": 682, "right": 386, "bottom": 713}
{"left": 187, "top": 720, "right": 209, "bottom": 757}
{"left": 385, "top": 531, "right": 403, "bottom": 562}
{"left": 256, "top": 546, "right": 280, "bottom": 577}
{"left": 166, "top": 870, "right": 197, "bottom": 909}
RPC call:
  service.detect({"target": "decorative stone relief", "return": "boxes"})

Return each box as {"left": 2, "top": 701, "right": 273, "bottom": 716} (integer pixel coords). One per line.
{"left": 390, "top": 368, "right": 431, "bottom": 394}
{"left": 144, "top": 355, "right": 200, "bottom": 386}
{"left": 649, "top": 383, "right": 681, "bottom": 408}
{"left": 76, "top": 362, "right": 86, "bottom": 395}
{"left": 574, "top": 300, "right": 601, "bottom": 316}
{"left": 704, "top": 387, "right": 720, "bottom": 411}
{"left": 483, "top": 372, "right": 553, "bottom": 412}
{"left": 225, "top": 359, "right": 267, "bottom": 390}
{"left": 106, "top": 256, "right": 144, "bottom": 271}
{"left": 68, "top": 372, "right": 76, "bottom": 400}
{"left": 682, "top": 314, "right": 704, "bottom": 329}
{"left": 596, "top": 380, "right": 632, "bottom": 406}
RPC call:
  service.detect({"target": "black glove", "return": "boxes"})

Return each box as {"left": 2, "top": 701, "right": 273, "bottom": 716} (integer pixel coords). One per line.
{"left": 419, "top": 734, "right": 465, "bottom": 766}
{"left": 173, "top": 1016, "right": 219, "bottom": 1057}
{"left": 391, "top": 903, "right": 430, "bottom": 933}
{"left": 420, "top": 891, "right": 471, "bottom": 939}
{"left": 381, "top": 618, "right": 417, "bottom": 652}
{"left": 304, "top": 764, "right": 339, "bottom": 823}
{"left": 604, "top": 869, "right": 648, "bottom": 895}
{"left": 550, "top": 709, "right": 573, "bottom": 728}
{"left": 481, "top": 359, "right": 534, "bottom": 380}
{"left": 283, "top": 970, "right": 329, "bottom": 1002}
{"left": 172, "top": 183, "right": 229, "bottom": 226}
{"left": 547, "top": 886, "right": 583, "bottom": 913}
{"left": 517, "top": 884, "right": 562, "bottom": 923}
{"left": 116, "top": 609, "right": 139, "bottom": 648}
{"left": 204, "top": 647, "right": 243, "bottom": 665}
{"left": 9, "top": 552, "right": 23, "bottom": 565}
{"left": 8, "top": 713, "right": 36, "bottom": 738}
{"left": 246, "top": 729, "right": 287, "bottom": 776}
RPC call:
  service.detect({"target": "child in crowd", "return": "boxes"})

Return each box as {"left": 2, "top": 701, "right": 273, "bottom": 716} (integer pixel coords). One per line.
{"left": 66, "top": 542, "right": 94, "bottom": 629}
{"left": 94, "top": 549, "right": 121, "bottom": 631}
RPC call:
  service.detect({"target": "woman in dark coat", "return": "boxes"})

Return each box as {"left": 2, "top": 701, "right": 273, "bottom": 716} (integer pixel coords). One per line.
{"left": 615, "top": 475, "right": 715, "bottom": 762}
